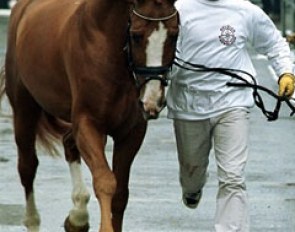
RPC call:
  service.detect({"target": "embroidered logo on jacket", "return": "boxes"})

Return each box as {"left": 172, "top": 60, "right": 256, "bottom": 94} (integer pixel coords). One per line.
{"left": 219, "top": 25, "right": 236, "bottom": 46}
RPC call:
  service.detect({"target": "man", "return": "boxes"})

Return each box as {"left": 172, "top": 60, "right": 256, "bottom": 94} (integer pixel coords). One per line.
{"left": 166, "top": 0, "right": 294, "bottom": 231}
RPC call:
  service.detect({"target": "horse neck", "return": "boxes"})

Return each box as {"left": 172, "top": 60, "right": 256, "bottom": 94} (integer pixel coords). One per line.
{"left": 86, "top": 0, "right": 130, "bottom": 37}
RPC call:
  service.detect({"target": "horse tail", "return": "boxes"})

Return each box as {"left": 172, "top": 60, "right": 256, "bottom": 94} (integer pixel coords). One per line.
{"left": 0, "top": 67, "right": 7, "bottom": 113}
{"left": 36, "top": 111, "right": 71, "bottom": 157}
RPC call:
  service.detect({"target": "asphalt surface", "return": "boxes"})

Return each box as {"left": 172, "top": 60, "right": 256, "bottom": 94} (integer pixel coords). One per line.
{"left": 1, "top": 12, "right": 295, "bottom": 232}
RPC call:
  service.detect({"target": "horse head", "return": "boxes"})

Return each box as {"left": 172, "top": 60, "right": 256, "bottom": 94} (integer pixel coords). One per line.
{"left": 128, "top": 0, "right": 179, "bottom": 120}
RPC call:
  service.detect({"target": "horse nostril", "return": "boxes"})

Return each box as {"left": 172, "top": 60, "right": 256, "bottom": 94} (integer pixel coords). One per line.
{"left": 139, "top": 100, "right": 144, "bottom": 109}
{"left": 158, "top": 98, "right": 167, "bottom": 108}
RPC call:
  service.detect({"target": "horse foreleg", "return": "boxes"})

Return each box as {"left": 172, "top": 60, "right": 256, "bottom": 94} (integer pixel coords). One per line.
{"left": 64, "top": 162, "right": 91, "bottom": 232}
{"left": 112, "top": 120, "right": 147, "bottom": 232}
{"left": 63, "top": 131, "right": 90, "bottom": 232}
{"left": 74, "top": 115, "right": 116, "bottom": 232}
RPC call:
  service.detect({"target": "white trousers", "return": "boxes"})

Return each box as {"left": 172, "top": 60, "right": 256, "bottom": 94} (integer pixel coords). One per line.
{"left": 173, "top": 108, "right": 250, "bottom": 232}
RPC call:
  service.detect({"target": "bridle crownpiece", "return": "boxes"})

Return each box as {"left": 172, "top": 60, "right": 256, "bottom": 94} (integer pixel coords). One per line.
{"left": 132, "top": 9, "right": 178, "bottom": 21}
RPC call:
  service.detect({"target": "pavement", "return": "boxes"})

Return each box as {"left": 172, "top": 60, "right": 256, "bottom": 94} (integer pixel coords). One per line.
{"left": 1, "top": 11, "right": 295, "bottom": 232}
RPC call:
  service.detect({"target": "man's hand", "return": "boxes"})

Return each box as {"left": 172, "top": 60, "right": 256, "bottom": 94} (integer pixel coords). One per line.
{"left": 278, "top": 73, "right": 295, "bottom": 98}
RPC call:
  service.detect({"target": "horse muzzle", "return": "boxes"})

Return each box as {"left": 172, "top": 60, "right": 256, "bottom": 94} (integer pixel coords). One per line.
{"left": 139, "top": 98, "right": 166, "bottom": 120}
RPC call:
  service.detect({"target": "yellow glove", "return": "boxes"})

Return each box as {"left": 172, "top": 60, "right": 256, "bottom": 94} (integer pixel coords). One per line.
{"left": 278, "top": 73, "right": 295, "bottom": 98}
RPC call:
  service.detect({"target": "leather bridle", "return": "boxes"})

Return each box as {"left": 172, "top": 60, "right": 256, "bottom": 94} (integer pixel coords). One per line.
{"left": 126, "top": 8, "right": 178, "bottom": 89}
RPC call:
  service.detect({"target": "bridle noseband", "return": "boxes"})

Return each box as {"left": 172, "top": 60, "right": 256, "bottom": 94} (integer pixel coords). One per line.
{"left": 126, "top": 8, "right": 178, "bottom": 89}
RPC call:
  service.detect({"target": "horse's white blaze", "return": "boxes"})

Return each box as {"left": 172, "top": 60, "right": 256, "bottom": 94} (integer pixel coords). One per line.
{"left": 146, "top": 22, "right": 167, "bottom": 66}
{"left": 24, "top": 193, "right": 40, "bottom": 232}
{"left": 142, "top": 22, "right": 167, "bottom": 113}
{"left": 68, "top": 161, "right": 90, "bottom": 227}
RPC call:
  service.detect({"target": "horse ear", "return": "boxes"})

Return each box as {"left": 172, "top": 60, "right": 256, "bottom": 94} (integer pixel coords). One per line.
{"left": 167, "top": 0, "right": 177, "bottom": 4}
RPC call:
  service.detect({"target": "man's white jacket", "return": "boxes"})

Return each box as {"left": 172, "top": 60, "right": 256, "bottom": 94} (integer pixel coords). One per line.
{"left": 167, "top": 0, "right": 294, "bottom": 120}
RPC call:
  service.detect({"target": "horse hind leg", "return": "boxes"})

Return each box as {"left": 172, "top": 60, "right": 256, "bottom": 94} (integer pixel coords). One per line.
{"left": 63, "top": 131, "right": 91, "bottom": 232}
{"left": 12, "top": 87, "right": 42, "bottom": 231}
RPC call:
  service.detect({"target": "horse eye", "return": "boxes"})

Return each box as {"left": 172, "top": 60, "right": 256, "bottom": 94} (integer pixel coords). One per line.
{"left": 170, "top": 34, "right": 178, "bottom": 43}
{"left": 131, "top": 34, "right": 143, "bottom": 44}
{"left": 168, "top": 28, "right": 179, "bottom": 43}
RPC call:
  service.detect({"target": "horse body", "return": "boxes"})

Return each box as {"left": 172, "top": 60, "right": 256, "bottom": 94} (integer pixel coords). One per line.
{"left": 9, "top": 0, "right": 135, "bottom": 126}
{"left": 3, "top": 0, "right": 178, "bottom": 232}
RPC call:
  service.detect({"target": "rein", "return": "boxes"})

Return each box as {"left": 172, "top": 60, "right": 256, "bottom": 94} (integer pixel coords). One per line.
{"left": 131, "top": 66, "right": 170, "bottom": 89}
{"left": 173, "top": 56, "right": 295, "bottom": 121}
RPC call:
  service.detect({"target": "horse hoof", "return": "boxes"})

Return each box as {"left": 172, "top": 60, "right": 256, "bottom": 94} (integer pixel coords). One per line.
{"left": 64, "top": 216, "right": 89, "bottom": 232}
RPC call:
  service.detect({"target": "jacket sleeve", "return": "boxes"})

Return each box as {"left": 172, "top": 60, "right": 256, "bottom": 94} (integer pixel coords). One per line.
{"left": 250, "top": 7, "right": 294, "bottom": 76}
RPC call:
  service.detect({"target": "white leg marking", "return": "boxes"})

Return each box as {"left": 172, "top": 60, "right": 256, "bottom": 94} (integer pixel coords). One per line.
{"left": 142, "top": 22, "right": 168, "bottom": 113}
{"left": 68, "top": 161, "right": 90, "bottom": 227}
{"left": 24, "top": 193, "right": 40, "bottom": 232}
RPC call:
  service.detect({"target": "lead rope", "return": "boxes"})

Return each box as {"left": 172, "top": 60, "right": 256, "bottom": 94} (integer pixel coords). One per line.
{"left": 173, "top": 56, "right": 295, "bottom": 121}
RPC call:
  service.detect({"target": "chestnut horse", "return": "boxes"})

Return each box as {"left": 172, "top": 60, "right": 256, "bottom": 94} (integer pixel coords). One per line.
{"left": 0, "top": 0, "right": 178, "bottom": 231}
